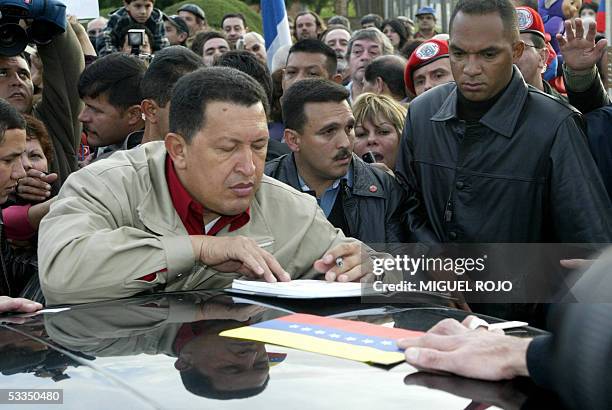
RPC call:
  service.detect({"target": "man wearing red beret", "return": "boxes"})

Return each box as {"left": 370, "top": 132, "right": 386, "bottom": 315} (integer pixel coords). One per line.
{"left": 404, "top": 39, "right": 453, "bottom": 97}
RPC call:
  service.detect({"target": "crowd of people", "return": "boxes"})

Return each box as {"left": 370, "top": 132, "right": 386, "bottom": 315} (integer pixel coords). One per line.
{"left": 0, "top": 0, "right": 610, "bottom": 407}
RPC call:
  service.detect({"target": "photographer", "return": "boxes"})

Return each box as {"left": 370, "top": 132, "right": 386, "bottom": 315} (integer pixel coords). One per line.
{"left": 118, "top": 23, "right": 155, "bottom": 57}
{"left": 0, "top": 5, "right": 84, "bottom": 191}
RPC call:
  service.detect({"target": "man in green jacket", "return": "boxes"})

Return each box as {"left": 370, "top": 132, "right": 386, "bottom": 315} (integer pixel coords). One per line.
{"left": 38, "top": 67, "right": 375, "bottom": 305}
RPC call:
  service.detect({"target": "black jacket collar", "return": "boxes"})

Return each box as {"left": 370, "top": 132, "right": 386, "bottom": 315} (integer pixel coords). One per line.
{"left": 267, "top": 153, "right": 386, "bottom": 199}
{"left": 431, "top": 66, "right": 528, "bottom": 138}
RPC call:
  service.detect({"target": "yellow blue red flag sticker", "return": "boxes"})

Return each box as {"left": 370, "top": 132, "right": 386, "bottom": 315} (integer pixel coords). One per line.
{"left": 220, "top": 314, "right": 423, "bottom": 365}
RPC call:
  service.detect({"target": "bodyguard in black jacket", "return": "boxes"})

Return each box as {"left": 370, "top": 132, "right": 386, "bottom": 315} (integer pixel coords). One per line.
{"left": 395, "top": 0, "right": 610, "bottom": 324}
{"left": 396, "top": 66, "right": 611, "bottom": 244}
{"left": 396, "top": 0, "right": 611, "bottom": 245}
{"left": 266, "top": 153, "right": 409, "bottom": 245}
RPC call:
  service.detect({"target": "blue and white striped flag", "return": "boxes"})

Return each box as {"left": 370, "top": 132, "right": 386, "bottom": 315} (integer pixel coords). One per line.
{"left": 262, "top": 0, "right": 292, "bottom": 69}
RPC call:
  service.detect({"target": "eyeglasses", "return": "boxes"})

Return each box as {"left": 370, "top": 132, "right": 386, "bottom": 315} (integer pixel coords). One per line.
{"left": 523, "top": 43, "right": 543, "bottom": 50}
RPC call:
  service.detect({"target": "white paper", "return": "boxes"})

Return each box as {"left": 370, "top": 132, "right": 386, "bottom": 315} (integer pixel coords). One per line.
{"left": 63, "top": 0, "right": 100, "bottom": 20}
{"left": 38, "top": 307, "right": 71, "bottom": 314}
{"left": 487, "top": 321, "right": 529, "bottom": 331}
{"left": 228, "top": 279, "right": 374, "bottom": 299}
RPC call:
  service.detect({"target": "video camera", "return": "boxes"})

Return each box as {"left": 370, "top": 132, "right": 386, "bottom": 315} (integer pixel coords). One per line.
{"left": 126, "top": 28, "right": 152, "bottom": 63}
{"left": 127, "top": 28, "right": 144, "bottom": 56}
{"left": 0, "top": 0, "right": 67, "bottom": 57}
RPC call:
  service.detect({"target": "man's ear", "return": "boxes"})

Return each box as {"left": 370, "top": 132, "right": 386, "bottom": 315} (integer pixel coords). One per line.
{"left": 513, "top": 40, "right": 525, "bottom": 62}
{"left": 539, "top": 47, "right": 550, "bottom": 71}
{"left": 332, "top": 73, "right": 343, "bottom": 84}
{"left": 141, "top": 99, "right": 159, "bottom": 124}
{"left": 179, "top": 32, "right": 189, "bottom": 43}
{"left": 126, "top": 104, "right": 144, "bottom": 126}
{"left": 375, "top": 77, "right": 385, "bottom": 94}
{"left": 165, "top": 132, "right": 188, "bottom": 169}
{"left": 284, "top": 128, "right": 301, "bottom": 152}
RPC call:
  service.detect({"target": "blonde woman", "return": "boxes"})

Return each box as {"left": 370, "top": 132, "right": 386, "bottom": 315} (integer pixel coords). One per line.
{"left": 352, "top": 93, "right": 407, "bottom": 171}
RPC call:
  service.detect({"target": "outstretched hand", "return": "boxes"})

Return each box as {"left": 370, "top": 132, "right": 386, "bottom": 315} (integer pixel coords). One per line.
{"left": 558, "top": 18, "right": 608, "bottom": 72}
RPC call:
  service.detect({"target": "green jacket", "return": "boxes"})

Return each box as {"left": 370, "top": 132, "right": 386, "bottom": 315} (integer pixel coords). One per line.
{"left": 33, "top": 24, "right": 84, "bottom": 184}
{"left": 38, "top": 142, "right": 362, "bottom": 305}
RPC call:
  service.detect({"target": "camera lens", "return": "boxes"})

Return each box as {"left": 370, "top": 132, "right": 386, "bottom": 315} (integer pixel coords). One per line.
{"left": 0, "top": 23, "right": 28, "bottom": 56}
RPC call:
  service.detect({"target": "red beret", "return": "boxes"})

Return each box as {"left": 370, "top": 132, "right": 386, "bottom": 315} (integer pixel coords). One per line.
{"left": 404, "top": 39, "right": 449, "bottom": 95}
{"left": 516, "top": 7, "right": 547, "bottom": 41}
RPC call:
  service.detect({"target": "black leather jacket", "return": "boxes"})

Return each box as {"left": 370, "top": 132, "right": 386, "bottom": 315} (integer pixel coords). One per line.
{"left": 396, "top": 68, "right": 612, "bottom": 244}
{"left": 265, "top": 153, "right": 410, "bottom": 245}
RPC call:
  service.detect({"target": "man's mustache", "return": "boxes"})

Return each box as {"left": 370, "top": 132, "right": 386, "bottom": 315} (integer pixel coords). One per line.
{"left": 333, "top": 148, "right": 351, "bottom": 161}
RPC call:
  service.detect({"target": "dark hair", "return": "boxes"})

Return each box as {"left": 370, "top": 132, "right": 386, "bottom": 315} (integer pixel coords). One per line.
{"left": 528, "top": 33, "right": 546, "bottom": 49}
{"left": 180, "top": 368, "right": 269, "bottom": 400}
{"left": 169, "top": 67, "right": 269, "bottom": 142}
{"left": 364, "top": 55, "right": 407, "bottom": 99}
{"left": 287, "top": 39, "right": 338, "bottom": 78}
{"left": 360, "top": 13, "right": 383, "bottom": 29}
{"left": 327, "top": 15, "right": 351, "bottom": 31}
{"left": 141, "top": 46, "right": 204, "bottom": 107}
{"left": 0, "top": 99, "right": 26, "bottom": 144}
{"left": 78, "top": 53, "right": 147, "bottom": 111}
{"left": 116, "top": 22, "right": 154, "bottom": 51}
{"left": 221, "top": 13, "right": 246, "bottom": 27}
{"left": 125, "top": 0, "right": 155, "bottom": 3}
{"left": 399, "top": 39, "right": 424, "bottom": 59}
{"left": 23, "top": 114, "right": 53, "bottom": 167}
{"left": 381, "top": 18, "right": 409, "bottom": 50}
{"left": 579, "top": 2, "right": 599, "bottom": 15}
{"left": 214, "top": 51, "right": 273, "bottom": 114}
{"left": 294, "top": 11, "right": 326, "bottom": 39}
{"left": 191, "top": 31, "right": 227, "bottom": 57}
{"left": 281, "top": 78, "right": 349, "bottom": 133}
{"left": 450, "top": 0, "right": 519, "bottom": 42}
